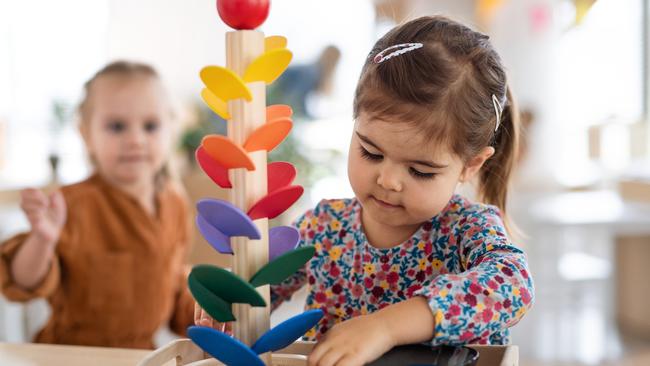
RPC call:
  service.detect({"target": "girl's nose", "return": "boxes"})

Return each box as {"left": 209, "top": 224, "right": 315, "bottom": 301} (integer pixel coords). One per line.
{"left": 126, "top": 128, "right": 146, "bottom": 147}
{"left": 376, "top": 164, "right": 403, "bottom": 192}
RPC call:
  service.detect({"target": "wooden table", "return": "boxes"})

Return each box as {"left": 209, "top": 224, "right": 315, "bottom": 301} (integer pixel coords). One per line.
{"left": 1, "top": 341, "right": 518, "bottom": 366}
{"left": 0, "top": 342, "right": 151, "bottom": 366}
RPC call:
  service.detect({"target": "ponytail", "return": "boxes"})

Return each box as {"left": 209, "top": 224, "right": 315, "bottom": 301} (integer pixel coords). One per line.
{"left": 478, "top": 86, "right": 520, "bottom": 226}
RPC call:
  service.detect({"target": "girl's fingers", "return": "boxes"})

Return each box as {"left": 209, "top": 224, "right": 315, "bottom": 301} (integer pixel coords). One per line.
{"left": 194, "top": 303, "right": 201, "bottom": 324}
{"left": 26, "top": 208, "right": 46, "bottom": 221}
{"left": 20, "top": 189, "right": 66, "bottom": 233}
{"left": 21, "top": 197, "right": 47, "bottom": 207}
{"left": 312, "top": 346, "right": 345, "bottom": 366}
{"left": 197, "top": 318, "right": 212, "bottom": 327}
{"left": 49, "top": 190, "right": 67, "bottom": 222}
{"left": 21, "top": 188, "right": 42, "bottom": 197}
{"left": 200, "top": 309, "right": 215, "bottom": 328}
{"left": 308, "top": 342, "right": 333, "bottom": 366}
{"left": 24, "top": 208, "right": 43, "bottom": 217}
{"left": 194, "top": 305, "right": 213, "bottom": 326}
{"left": 21, "top": 204, "right": 46, "bottom": 216}
{"left": 193, "top": 304, "right": 233, "bottom": 333}
{"left": 21, "top": 198, "right": 47, "bottom": 210}
{"left": 333, "top": 354, "right": 361, "bottom": 366}
{"left": 21, "top": 189, "right": 48, "bottom": 205}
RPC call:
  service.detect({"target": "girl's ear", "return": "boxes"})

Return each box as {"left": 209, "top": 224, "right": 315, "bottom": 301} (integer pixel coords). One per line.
{"left": 460, "top": 146, "right": 495, "bottom": 182}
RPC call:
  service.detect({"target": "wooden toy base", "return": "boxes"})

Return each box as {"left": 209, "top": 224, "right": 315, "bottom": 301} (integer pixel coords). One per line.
{"left": 137, "top": 339, "right": 519, "bottom": 366}
{"left": 137, "top": 339, "right": 312, "bottom": 366}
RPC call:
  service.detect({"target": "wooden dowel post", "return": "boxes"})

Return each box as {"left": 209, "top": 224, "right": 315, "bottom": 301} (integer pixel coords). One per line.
{"left": 226, "top": 30, "right": 272, "bottom": 365}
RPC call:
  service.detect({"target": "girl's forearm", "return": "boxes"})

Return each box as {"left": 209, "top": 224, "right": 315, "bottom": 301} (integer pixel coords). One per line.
{"left": 374, "top": 296, "right": 436, "bottom": 347}
{"left": 10, "top": 232, "right": 56, "bottom": 290}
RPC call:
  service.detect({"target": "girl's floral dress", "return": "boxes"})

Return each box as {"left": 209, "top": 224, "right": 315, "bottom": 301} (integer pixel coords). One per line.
{"left": 270, "top": 194, "right": 534, "bottom": 345}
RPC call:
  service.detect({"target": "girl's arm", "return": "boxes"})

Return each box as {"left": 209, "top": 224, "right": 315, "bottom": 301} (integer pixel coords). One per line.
{"left": 307, "top": 296, "right": 435, "bottom": 366}
{"left": 11, "top": 189, "right": 66, "bottom": 290}
{"left": 270, "top": 265, "right": 308, "bottom": 310}
{"left": 374, "top": 296, "right": 435, "bottom": 345}
{"left": 308, "top": 206, "right": 534, "bottom": 366}
{"left": 271, "top": 200, "right": 332, "bottom": 310}
{"left": 415, "top": 206, "right": 534, "bottom": 346}
{"left": 1, "top": 189, "right": 66, "bottom": 301}
{"left": 10, "top": 232, "right": 58, "bottom": 289}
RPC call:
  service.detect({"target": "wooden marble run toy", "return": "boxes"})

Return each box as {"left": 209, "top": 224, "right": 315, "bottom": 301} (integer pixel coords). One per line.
{"left": 139, "top": 1, "right": 322, "bottom": 365}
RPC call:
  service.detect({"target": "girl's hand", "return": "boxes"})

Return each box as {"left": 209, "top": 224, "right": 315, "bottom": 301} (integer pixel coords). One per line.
{"left": 193, "top": 302, "right": 232, "bottom": 335}
{"left": 20, "top": 189, "right": 66, "bottom": 245}
{"left": 308, "top": 313, "right": 395, "bottom": 366}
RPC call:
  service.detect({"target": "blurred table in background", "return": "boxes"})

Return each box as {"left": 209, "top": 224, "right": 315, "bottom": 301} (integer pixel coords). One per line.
{"left": 0, "top": 342, "right": 151, "bottom": 366}
{"left": 527, "top": 185, "right": 650, "bottom": 341}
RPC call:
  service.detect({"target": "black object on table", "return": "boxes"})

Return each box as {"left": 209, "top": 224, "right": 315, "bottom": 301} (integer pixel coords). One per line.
{"left": 368, "top": 344, "right": 479, "bottom": 366}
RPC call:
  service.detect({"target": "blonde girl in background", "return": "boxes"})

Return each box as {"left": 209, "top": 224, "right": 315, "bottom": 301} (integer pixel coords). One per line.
{"left": 0, "top": 61, "right": 196, "bottom": 348}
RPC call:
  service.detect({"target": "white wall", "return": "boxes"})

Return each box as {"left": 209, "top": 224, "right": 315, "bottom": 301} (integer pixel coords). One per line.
{"left": 107, "top": 0, "right": 229, "bottom": 103}
{"left": 0, "top": 0, "right": 109, "bottom": 187}
{"left": 106, "top": 0, "right": 376, "bottom": 117}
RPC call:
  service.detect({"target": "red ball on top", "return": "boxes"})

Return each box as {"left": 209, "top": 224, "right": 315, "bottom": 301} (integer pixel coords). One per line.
{"left": 217, "top": 0, "right": 270, "bottom": 30}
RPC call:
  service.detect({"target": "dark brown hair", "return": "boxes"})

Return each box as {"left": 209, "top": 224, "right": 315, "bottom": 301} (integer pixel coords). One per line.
{"left": 354, "top": 16, "right": 519, "bottom": 221}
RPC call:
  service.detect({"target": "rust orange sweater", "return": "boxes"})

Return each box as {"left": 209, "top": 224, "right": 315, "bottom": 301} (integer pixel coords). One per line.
{"left": 0, "top": 174, "right": 195, "bottom": 349}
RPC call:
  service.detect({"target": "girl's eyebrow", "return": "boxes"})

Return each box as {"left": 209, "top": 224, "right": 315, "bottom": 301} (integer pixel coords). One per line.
{"left": 356, "top": 131, "right": 383, "bottom": 151}
{"left": 356, "top": 131, "right": 449, "bottom": 169}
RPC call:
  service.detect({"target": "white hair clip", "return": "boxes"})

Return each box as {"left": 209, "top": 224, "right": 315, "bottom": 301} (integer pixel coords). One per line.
{"left": 373, "top": 43, "right": 424, "bottom": 64}
{"left": 492, "top": 94, "right": 503, "bottom": 132}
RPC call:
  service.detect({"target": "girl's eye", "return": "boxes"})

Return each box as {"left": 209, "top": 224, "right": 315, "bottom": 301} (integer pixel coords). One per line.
{"left": 359, "top": 146, "right": 383, "bottom": 161}
{"left": 144, "top": 121, "right": 159, "bottom": 133}
{"left": 107, "top": 120, "right": 126, "bottom": 133}
{"left": 409, "top": 167, "right": 436, "bottom": 180}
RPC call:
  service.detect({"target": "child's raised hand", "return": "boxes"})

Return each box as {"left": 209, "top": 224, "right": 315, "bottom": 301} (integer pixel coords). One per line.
{"left": 193, "top": 302, "right": 232, "bottom": 335}
{"left": 308, "top": 313, "right": 394, "bottom": 366}
{"left": 20, "top": 189, "right": 66, "bottom": 245}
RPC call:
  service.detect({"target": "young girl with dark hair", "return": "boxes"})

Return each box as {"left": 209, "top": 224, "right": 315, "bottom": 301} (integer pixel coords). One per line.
{"left": 203, "top": 15, "right": 535, "bottom": 366}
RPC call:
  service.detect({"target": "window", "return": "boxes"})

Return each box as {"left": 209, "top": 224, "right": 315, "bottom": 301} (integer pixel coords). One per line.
{"left": 553, "top": 0, "right": 642, "bottom": 185}
{"left": 0, "top": 0, "right": 109, "bottom": 187}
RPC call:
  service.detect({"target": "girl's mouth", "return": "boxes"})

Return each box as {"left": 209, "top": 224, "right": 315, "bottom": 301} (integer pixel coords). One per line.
{"left": 119, "top": 156, "right": 148, "bottom": 163}
{"left": 371, "top": 196, "right": 401, "bottom": 209}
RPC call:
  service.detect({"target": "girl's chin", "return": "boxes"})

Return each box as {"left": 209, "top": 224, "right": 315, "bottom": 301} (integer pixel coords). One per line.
{"left": 363, "top": 201, "right": 404, "bottom": 222}
{"left": 362, "top": 200, "right": 429, "bottom": 226}
{"left": 363, "top": 208, "right": 424, "bottom": 236}
{"left": 106, "top": 170, "right": 156, "bottom": 185}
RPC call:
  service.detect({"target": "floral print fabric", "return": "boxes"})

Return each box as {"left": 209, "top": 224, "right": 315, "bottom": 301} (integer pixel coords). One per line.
{"left": 270, "top": 194, "right": 534, "bottom": 345}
